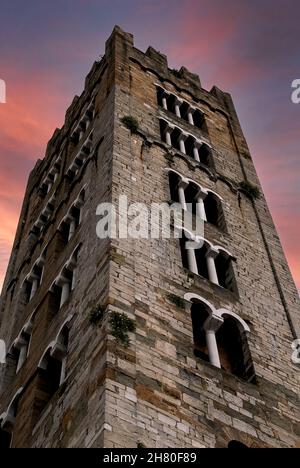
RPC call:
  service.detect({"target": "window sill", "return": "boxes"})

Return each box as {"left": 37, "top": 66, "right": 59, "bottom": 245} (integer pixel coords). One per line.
{"left": 184, "top": 268, "right": 239, "bottom": 301}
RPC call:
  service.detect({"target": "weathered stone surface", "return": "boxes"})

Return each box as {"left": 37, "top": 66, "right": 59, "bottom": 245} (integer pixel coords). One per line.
{"left": 0, "top": 26, "right": 299, "bottom": 448}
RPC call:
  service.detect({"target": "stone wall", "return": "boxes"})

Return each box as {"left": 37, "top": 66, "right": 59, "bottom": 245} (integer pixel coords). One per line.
{"left": 0, "top": 26, "right": 299, "bottom": 448}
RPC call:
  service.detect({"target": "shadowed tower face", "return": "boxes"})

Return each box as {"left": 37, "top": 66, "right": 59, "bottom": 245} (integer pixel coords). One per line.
{"left": 0, "top": 26, "right": 299, "bottom": 448}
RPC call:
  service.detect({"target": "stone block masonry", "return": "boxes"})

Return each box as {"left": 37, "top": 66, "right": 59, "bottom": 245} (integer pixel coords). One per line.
{"left": 0, "top": 26, "right": 299, "bottom": 448}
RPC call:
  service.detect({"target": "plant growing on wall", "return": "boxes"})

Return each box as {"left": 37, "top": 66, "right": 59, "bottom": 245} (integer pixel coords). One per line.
{"left": 239, "top": 181, "right": 260, "bottom": 200}
{"left": 109, "top": 312, "right": 136, "bottom": 347}
{"left": 121, "top": 116, "right": 139, "bottom": 133}
{"left": 166, "top": 293, "right": 186, "bottom": 309}
{"left": 89, "top": 305, "right": 105, "bottom": 326}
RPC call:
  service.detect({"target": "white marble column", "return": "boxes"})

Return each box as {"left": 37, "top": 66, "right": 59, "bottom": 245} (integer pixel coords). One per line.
{"left": 162, "top": 92, "right": 168, "bottom": 110}
{"left": 29, "top": 277, "right": 39, "bottom": 301}
{"left": 179, "top": 133, "right": 187, "bottom": 154}
{"left": 186, "top": 244, "right": 198, "bottom": 275}
{"left": 60, "top": 281, "right": 71, "bottom": 308}
{"left": 193, "top": 141, "right": 202, "bottom": 162}
{"left": 60, "top": 357, "right": 67, "bottom": 385}
{"left": 174, "top": 98, "right": 182, "bottom": 118}
{"left": 187, "top": 107, "right": 195, "bottom": 125}
{"left": 206, "top": 329, "right": 221, "bottom": 368}
{"left": 16, "top": 342, "right": 28, "bottom": 373}
{"left": 177, "top": 179, "right": 188, "bottom": 210}
{"left": 206, "top": 247, "right": 219, "bottom": 285}
{"left": 164, "top": 124, "right": 173, "bottom": 146}
{"left": 196, "top": 190, "right": 208, "bottom": 222}
{"left": 68, "top": 218, "right": 76, "bottom": 241}
{"left": 204, "top": 315, "right": 224, "bottom": 368}
{"left": 71, "top": 269, "right": 76, "bottom": 291}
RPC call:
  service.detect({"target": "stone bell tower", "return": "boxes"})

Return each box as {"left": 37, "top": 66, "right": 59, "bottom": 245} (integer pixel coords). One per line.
{"left": 0, "top": 26, "right": 299, "bottom": 448}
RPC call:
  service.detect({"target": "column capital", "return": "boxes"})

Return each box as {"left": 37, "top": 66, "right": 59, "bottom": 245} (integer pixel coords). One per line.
{"left": 179, "top": 132, "right": 188, "bottom": 142}
{"left": 205, "top": 246, "right": 219, "bottom": 259}
{"left": 204, "top": 314, "right": 224, "bottom": 333}
{"left": 196, "top": 187, "right": 208, "bottom": 200}
{"left": 164, "top": 122, "right": 174, "bottom": 132}
{"left": 55, "top": 273, "right": 71, "bottom": 287}
{"left": 174, "top": 96, "right": 183, "bottom": 106}
{"left": 194, "top": 139, "right": 203, "bottom": 149}
{"left": 13, "top": 336, "right": 28, "bottom": 350}
{"left": 178, "top": 176, "right": 189, "bottom": 190}
{"left": 51, "top": 341, "right": 67, "bottom": 361}
{"left": 187, "top": 105, "right": 195, "bottom": 114}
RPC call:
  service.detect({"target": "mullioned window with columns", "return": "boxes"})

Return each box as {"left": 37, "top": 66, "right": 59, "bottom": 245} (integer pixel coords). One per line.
{"left": 185, "top": 294, "right": 255, "bottom": 383}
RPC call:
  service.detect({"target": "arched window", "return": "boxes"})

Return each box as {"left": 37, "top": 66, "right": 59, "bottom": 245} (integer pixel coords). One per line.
{"left": 49, "top": 245, "right": 80, "bottom": 316}
{"left": 204, "top": 192, "right": 224, "bottom": 228}
{"left": 170, "top": 127, "right": 182, "bottom": 151}
{"left": 67, "top": 132, "right": 93, "bottom": 179}
{"left": 22, "top": 248, "right": 47, "bottom": 304}
{"left": 198, "top": 143, "right": 213, "bottom": 167}
{"left": 179, "top": 234, "right": 235, "bottom": 291}
{"left": 11, "top": 331, "right": 31, "bottom": 374}
{"left": 215, "top": 250, "right": 236, "bottom": 291}
{"left": 58, "top": 189, "right": 85, "bottom": 245}
{"left": 35, "top": 324, "right": 70, "bottom": 422}
{"left": 193, "top": 109, "right": 207, "bottom": 131}
{"left": 217, "top": 315, "right": 256, "bottom": 382}
{"left": 168, "top": 171, "right": 224, "bottom": 228}
{"left": 191, "top": 302, "right": 210, "bottom": 362}
{"left": 0, "top": 388, "right": 23, "bottom": 446}
{"left": 156, "top": 86, "right": 166, "bottom": 108}
{"left": 186, "top": 295, "right": 255, "bottom": 382}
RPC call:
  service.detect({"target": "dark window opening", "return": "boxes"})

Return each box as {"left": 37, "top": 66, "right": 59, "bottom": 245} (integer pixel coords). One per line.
{"left": 193, "top": 110, "right": 206, "bottom": 131}
{"left": 168, "top": 172, "right": 180, "bottom": 203}
{"left": 185, "top": 136, "right": 196, "bottom": 159}
{"left": 216, "top": 318, "right": 254, "bottom": 381}
{"left": 180, "top": 102, "right": 190, "bottom": 122}
{"left": 24, "top": 280, "right": 32, "bottom": 304}
{"left": 195, "top": 244, "right": 209, "bottom": 279}
{"left": 0, "top": 429, "right": 12, "bottom": 448}
{"left": 191, "top": 303, "right": 210, "bottom": 362}
{"left": 60, "top": 221, "right": 70, "bottom": 245}
{"left": 166, "top": 94, "right": 176, "bottom": 114}
{"left": 204, "top": 193, "right": 220, "bottom": 227}
{"left": 157, "top": 87, "right": 164, "bottom": 107}
{"left": 170, "top": 127, "right": 181, "bottom": 151}
{"left": 215, "top": 254, "right": 235, "bottom": 291}
{"left": 185, "top": 183, "right": 199, "bottom": 216}
{"left": 180, "top": 233, "right": 189, "bottom": 271}
{"left": 70, "top": 206, "right": 81, "bottom": 230}
{"left": 198, "top": 144, "right": 212, "bottom": 167}
{"left": 35, "top": 353, "right": 62, "bottom": 420}
{"left": 49, "top": 285, "right": 63, "bottom": 316}
{"left": 159, "top": 120, "right": 168, "bottom": 142}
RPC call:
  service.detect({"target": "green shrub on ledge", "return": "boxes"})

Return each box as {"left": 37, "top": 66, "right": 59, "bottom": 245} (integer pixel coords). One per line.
{"left": 109, "top": 312, "right": 136, "bottom": 347}
{"left": 166, "top": 293, "right": 186, "bottom": 309}
{"left": 239, "top": 181, "right": 260, "bottom": 200}
{"left": 89, "top": 305, "right": 105, "bottom": 326}
{"left": 121, "top": 115, "right": 139, "bottom": 133}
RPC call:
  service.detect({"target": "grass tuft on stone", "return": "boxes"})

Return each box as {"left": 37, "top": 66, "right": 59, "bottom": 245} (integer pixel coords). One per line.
{"left": 121, "top": 115, "right": 139, "bottom": 133}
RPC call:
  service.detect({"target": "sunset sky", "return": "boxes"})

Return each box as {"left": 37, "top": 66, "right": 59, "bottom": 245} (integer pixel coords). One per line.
{"left": 0, "top": 0, "right": 299, "bottom": 291}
